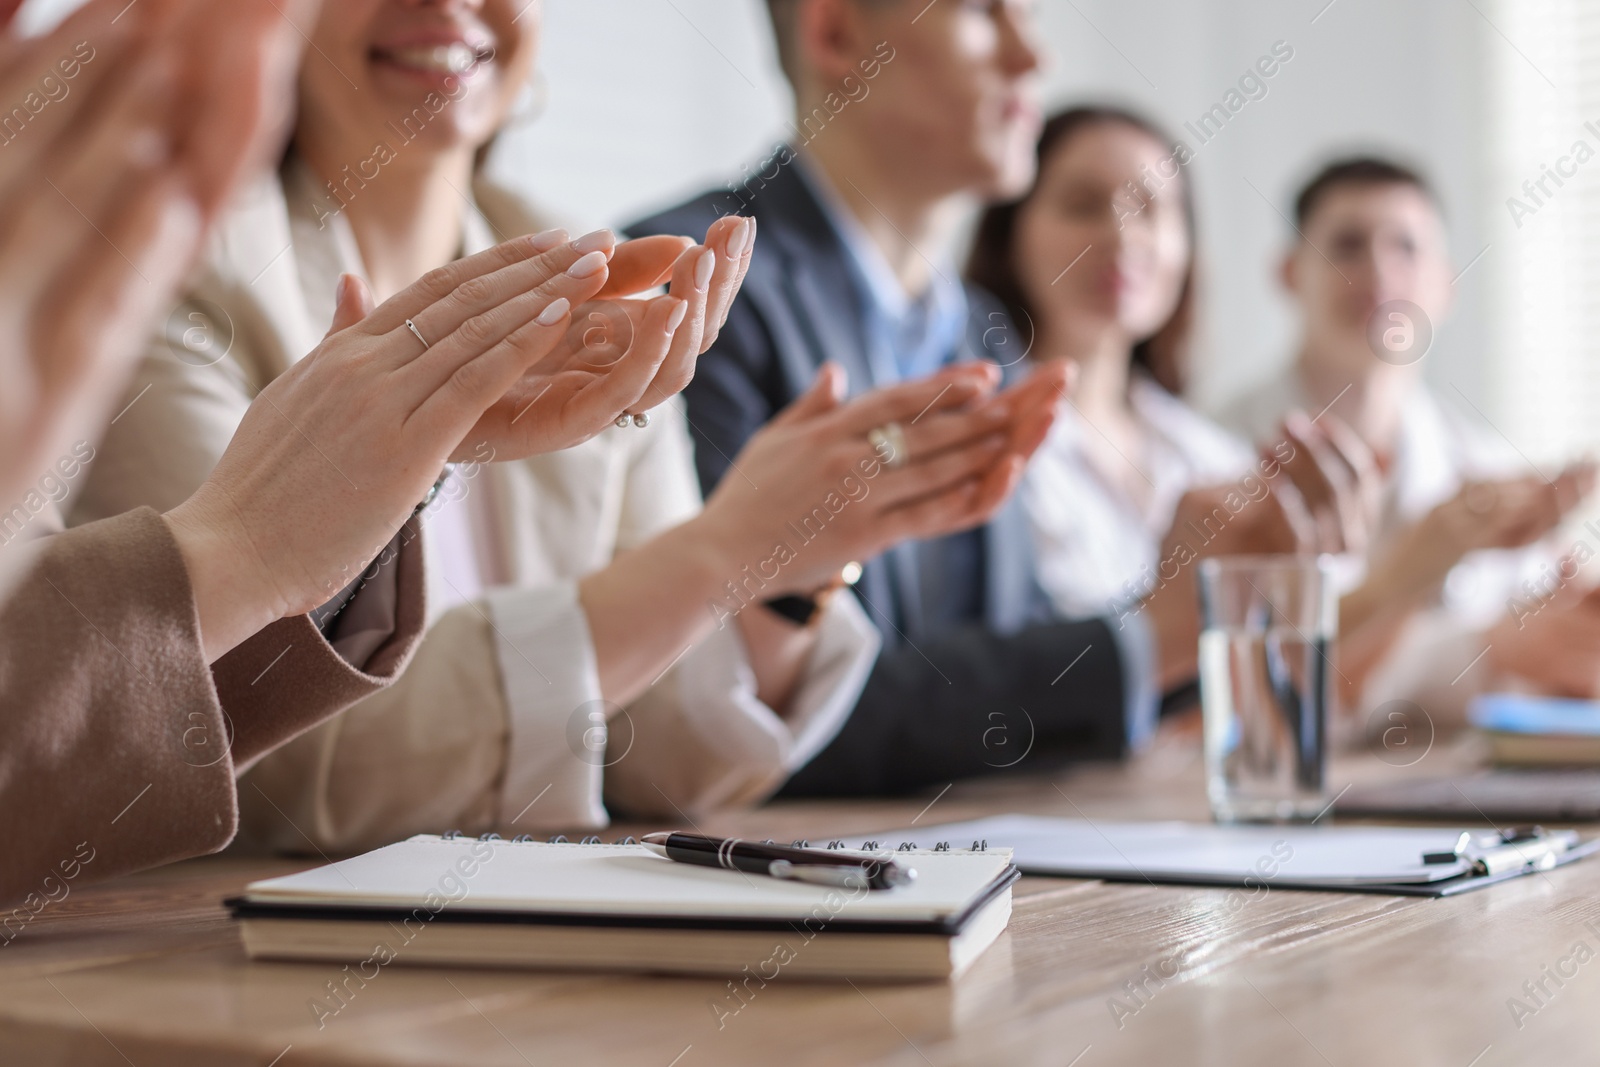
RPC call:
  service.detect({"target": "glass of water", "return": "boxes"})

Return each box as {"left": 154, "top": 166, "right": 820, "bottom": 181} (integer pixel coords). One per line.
{"left": 1198, "top": 556, "right": 1338, "bottom": 823}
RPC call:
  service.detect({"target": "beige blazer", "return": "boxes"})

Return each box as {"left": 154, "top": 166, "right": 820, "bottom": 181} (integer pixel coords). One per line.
{"left": 0, "top": 507, "right": 423, "bottom": 911}
{"left": 72, "top": 160, "right": 879, "bottom": 853}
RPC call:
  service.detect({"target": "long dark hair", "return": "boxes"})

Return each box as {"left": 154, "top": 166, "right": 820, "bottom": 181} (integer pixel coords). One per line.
{"left": 966, "top": 105, "right": 1197, "bottom": 396}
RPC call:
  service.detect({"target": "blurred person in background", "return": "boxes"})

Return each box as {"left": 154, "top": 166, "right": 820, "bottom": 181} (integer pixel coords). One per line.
{"left": 1219, "top": 157, "right": 1599, "bottom": 724}
{"left": 967, "top": 106, "right": 1371, "bottom": 657}
{"left": 630, "top": 0, "right": 1373, "bottom": 792}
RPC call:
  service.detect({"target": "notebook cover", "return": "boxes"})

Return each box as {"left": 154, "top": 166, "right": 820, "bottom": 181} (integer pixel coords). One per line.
{"left": 231, "top": 837, "right": 1017, "bottom": 937}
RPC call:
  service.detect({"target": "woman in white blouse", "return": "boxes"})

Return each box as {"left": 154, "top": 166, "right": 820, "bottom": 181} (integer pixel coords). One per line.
{"left": 71, "top": 0, "right": 1058, "bottom": 849}
{"left": 966, "top": 107, "right": 1330, "bottom": 629}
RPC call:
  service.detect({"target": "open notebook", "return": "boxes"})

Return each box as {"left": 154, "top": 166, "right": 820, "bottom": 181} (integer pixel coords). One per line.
{"left": 231, "top": 835, "right": 1018, "bottom": 980}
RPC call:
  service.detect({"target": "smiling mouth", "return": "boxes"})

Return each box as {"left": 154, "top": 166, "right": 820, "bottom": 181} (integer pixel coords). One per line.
{"left": 372, "top": 42, "right": 493, "bottom": 77}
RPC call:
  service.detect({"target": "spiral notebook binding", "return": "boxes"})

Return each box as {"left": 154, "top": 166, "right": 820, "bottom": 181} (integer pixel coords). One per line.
{"left": 438, "top": 831, "right": 991, "bottom": 851}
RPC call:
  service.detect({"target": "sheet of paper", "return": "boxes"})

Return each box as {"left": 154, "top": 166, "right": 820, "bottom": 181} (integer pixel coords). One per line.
{"left": 841, "top": 815, "right": 1478, "bottom": 886}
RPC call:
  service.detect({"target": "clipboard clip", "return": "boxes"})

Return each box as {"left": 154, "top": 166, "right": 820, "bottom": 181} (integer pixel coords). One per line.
{"left": 1421, "top": 826, "right": 1577, "bottom": 876}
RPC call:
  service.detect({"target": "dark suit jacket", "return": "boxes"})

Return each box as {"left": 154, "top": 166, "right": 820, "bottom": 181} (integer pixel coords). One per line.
{"left": 630, "top": 155, "right": 1136, "bottom": 794}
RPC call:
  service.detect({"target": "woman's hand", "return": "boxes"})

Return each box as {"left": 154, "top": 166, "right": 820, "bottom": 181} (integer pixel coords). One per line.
{"left": 690, "top": 359, "right": 1067, "bottom": 597}
{"left": 457, "top": 216, "right": 755, "bottom": 459}
{"left": 0, "top": 0, "right": 313, "bottom": 514}
{"left": 167, "top": 230, "right": 687, "bottom": 660}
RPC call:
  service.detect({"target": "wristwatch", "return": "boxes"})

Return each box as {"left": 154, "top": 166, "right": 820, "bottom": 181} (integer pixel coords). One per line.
{"left": 762, "top": 562, "right": 863, "bottom": 626}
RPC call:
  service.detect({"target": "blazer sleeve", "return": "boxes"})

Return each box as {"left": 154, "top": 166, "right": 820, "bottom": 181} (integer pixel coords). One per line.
{"left": 781, "top": 617, "right": 1130, "bottom": 797}
{"left": 0, "top": 508, "right": 423, "bottom": 912}
{"left": 680, "top": 294, "right": 788, "bottom": 494}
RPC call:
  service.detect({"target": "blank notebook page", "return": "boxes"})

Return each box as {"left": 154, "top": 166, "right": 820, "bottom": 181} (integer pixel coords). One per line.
{"left": 244, "top": 836, "right": 1014, "bottom": 922}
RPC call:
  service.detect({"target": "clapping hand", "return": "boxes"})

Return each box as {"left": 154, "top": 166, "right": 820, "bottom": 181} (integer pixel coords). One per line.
{"left": 167, "top": 229, "right": 685, "bottom": 659}
{"left": 452, "top": 215, "right": 755, "bottom": 461}
{"left": 0, "top": 0, "right": 314, "bottom": 513}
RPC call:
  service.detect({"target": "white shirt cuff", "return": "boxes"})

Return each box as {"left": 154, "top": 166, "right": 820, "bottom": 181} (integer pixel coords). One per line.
{"left": 648, "top": 593, "right": 881, "bottom": 809}
{"left": 483, "top": 581, "right": 607, "bottom": 830}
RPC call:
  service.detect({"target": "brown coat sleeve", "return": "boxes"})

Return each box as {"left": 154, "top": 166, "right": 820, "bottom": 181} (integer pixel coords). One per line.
{"left": 0, "top": 508, "right": 423, "bottom": 915}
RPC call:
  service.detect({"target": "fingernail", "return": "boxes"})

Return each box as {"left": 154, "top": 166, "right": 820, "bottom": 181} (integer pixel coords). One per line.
{"left": 535, "top": 297, "right": 570, "bottom": 326}
{"left": 571, "top": 228, "right": 614, "bottom": 255}
{"left": 568, "top": 250, "right": 608, "bottom": 278}
{"left": 726, "top": 218, "right": 751, "bottom": 258}
{"left": 529, "top": 228, "right": 568, "bottom": 253}
{"left": 694, "top": 249, "right": 715, "bottom": 291}
{"left": 665, "top": 298, "right": 689, "bottom": 332}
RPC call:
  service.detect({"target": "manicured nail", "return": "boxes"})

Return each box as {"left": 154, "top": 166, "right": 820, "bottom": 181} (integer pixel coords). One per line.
{"left": 529, "top": 228, "right": 568, "bottom": 252}
{"left": 568, "top": 250, "right": 608, "bottom": 278}
{"left": 693, "top": 249, "right": 715, "bottom": 291}
{"left": 725, "top": 218, "right": 751, "bottom": 258}
{"left": 535, "top": 297, "right": 570, "bottom": 326}
{"left": 665, "top": 299, "right": 689, "bottom": 332}
{"left": 571, "top": 228, "right": 614, "bottom": 255}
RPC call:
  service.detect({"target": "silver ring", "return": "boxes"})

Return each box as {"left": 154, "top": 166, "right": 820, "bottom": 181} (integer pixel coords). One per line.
{"left": 868, "top": 422, "right": 908, "bottom": 469}
{"left": 404, "top": 318, "right": 429, "bottom": 351}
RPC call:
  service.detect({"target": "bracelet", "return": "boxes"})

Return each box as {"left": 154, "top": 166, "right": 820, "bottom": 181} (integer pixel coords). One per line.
{"left": 413, "top": 465, "right": 454, "bottom": 517}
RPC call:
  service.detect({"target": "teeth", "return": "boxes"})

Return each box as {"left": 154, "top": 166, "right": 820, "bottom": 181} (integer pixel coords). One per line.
{"left": 385, "top": 43, "right": 483, "bottom": 75}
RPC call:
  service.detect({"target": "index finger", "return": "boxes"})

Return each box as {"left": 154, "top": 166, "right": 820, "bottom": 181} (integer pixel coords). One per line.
{"left": 827, "top": 363, "right": 1001, "bottom": 438}
{"left": 363, "top": 229, "right": 589, "bottom": 335}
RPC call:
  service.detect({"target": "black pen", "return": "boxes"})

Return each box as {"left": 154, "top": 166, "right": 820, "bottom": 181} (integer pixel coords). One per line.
{"left": 639, "top": 832, "right": 916, "bottom": 890}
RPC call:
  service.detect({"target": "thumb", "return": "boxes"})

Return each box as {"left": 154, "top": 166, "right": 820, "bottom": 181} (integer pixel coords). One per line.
{"left": 326, "top": 273, "right": 376, "bottom": 337}
{"left": 771, "top": 363, "right": 846, "bottom": 427}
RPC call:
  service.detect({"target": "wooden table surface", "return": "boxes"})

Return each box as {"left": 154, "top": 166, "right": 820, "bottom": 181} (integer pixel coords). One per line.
{"left": 7, "top": 733, "right": 1600, "bottom": 1067}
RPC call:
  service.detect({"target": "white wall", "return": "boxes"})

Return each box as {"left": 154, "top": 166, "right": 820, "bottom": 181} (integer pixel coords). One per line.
{"left": 494, "top": 0, "right": 1494, "bottom": 413}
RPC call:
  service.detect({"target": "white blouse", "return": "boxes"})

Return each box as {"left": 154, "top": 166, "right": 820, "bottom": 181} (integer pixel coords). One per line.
{"left": 1024, "top": 370, "right": 1257, "bottom": 619}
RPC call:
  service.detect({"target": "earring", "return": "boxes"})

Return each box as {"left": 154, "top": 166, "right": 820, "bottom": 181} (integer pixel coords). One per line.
{"left": 503, "top": 71, "right": 549, "bottom": 130}
{"left": 615, "top": 414, "right": 632, "bottom": 429}
{"left": 632, "top": 413, "right": 650, "bottom": 428}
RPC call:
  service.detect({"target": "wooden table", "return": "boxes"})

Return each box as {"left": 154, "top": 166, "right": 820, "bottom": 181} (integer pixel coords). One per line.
{"left": 7, "top": 735, "right": 1600, "bottom": 1067}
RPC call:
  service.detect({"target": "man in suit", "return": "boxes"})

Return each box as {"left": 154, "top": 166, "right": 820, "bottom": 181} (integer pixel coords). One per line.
{"left": 631, "top": 0, "right": 1202, "bottom": 794}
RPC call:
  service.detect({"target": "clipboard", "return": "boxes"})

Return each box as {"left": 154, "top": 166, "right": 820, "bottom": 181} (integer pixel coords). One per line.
{"left": 841, "top": 815, "right": 1600, "bottom": 897}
